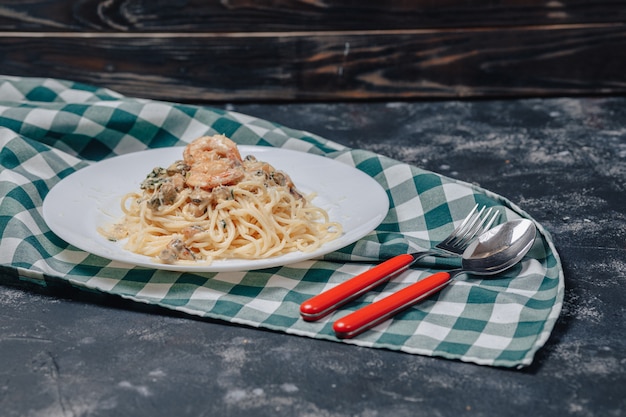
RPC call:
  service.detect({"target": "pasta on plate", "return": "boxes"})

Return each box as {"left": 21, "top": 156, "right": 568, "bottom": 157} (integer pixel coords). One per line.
{"left": 100, "top": 135, "right": 342, "bottom": 264}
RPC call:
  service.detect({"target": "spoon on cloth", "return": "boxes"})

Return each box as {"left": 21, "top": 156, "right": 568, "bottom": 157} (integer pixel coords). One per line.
{"left": 332, "top": 219, "right": 537, "bottom": 339}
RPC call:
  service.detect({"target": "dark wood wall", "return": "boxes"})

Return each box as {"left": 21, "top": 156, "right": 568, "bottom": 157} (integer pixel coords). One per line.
{"left": 1, "top": 1, "right": 625, "bottom": 102}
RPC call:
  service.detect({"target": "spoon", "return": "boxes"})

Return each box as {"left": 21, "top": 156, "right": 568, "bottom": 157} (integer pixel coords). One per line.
{"left": 332, "top": 219, "right": 537, "bottom": 339}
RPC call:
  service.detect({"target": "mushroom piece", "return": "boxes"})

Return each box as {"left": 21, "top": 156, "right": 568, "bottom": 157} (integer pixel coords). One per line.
{"left": 158, "top": 238, "right": 196, "bottom": 263}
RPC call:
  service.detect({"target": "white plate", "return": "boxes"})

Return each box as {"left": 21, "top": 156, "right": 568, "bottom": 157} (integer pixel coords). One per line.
{"left": 43, "top": 146, "right": 389, "bottom": 272}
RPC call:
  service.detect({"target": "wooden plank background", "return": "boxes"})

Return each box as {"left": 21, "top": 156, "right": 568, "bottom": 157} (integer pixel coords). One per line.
{"left": 0, "top": 0, "right": 625, "bottom": 102}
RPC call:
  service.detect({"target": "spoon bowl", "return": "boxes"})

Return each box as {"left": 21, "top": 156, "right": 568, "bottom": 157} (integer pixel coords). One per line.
{"left": 333, "top": 219, "right": 537, "bottom": 339}
{"left": 461, "top": 218, "right": 537, "bottom": 275}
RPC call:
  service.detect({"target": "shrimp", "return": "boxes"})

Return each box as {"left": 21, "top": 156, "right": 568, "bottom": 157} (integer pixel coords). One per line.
{"left": 183, "top": 134, "right": 242, "bottom": 165}
{"left": 186, "top": 158, "right": 244, "bottom": 189}
{"left": 183, "top": 135, "right": 245, "bottom": 190}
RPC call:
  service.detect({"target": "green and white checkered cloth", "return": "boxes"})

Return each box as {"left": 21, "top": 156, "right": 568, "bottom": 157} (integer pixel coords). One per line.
{"left": 0, "top": 75, "right": 563, "bottom": 368}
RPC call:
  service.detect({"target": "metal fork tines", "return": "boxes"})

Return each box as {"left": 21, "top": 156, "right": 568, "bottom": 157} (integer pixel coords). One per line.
{"left": 435, "top": 205, "right": 500, "bottom": 256}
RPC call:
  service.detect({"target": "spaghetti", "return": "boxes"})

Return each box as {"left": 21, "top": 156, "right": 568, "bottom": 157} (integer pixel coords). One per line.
{"left": 100, "top": 135, "right": 342, "bottom": 264}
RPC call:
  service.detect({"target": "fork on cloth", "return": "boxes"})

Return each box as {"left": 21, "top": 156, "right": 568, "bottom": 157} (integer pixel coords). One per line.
{"left": 300, "top": 205, "right": 499, "bottom": 321}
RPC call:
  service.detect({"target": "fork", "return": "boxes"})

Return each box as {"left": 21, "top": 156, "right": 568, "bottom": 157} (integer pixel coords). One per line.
{"left": 299, "top": 204, "right": 499, "bottom": 321}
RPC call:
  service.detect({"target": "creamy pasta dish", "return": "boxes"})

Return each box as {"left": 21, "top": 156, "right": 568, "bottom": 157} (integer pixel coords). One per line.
{"left": 100, "top": 135, "right": 342, "bottom": 264}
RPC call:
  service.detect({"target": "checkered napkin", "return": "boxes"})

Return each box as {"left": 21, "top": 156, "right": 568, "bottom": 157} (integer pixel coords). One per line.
{"left": 0, "top": 75, "right": 563, "bottom": 368}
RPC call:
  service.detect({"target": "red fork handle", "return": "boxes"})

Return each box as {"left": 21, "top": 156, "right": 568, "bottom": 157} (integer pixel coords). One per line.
{"left": 332, "top": 271, "right": 452, "bottom": 339}
{"left": 300, "top": 253, "right": 418, "bottom": 321}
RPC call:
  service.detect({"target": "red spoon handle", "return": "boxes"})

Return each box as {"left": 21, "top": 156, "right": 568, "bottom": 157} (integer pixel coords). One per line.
{"left": 332, "top": 271, "right": 452, "bottom": 339}
{"left": 300, "top": 253, "right": 417, "bottom": 321}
